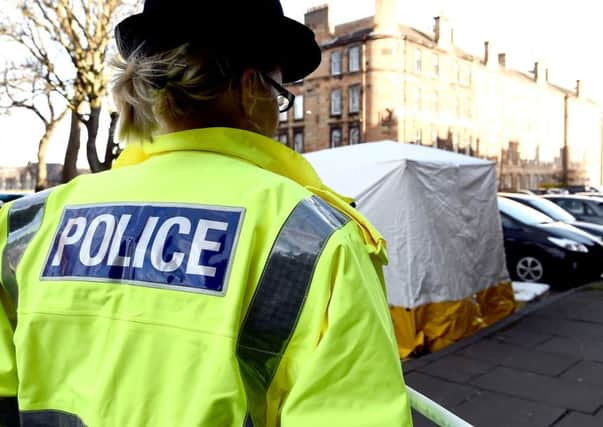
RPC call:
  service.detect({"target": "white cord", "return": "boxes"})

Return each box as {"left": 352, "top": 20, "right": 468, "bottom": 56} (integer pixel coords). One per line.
{"left": 407, "top": 386, "right": 474, "bottom": 427}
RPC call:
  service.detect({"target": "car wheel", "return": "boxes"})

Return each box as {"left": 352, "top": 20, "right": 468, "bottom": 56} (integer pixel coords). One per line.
{"left": 515, "top": 256, "right": 545, "bottom": 282}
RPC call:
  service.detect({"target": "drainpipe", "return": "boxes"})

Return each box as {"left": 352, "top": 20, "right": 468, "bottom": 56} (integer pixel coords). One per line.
{"left": 562, "top": 94, "right": 569, "bottom": 186}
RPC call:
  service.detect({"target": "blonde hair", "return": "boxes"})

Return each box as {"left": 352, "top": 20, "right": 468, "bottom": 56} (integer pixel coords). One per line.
{"left": 112, "top": 45, "right": 242, "bottom": 142}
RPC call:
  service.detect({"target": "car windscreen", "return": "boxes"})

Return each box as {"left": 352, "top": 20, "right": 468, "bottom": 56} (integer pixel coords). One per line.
{"left": 526, "top": 198, "right": 576, "bottom": 222}
{"left": 498, "top": 197, "right": 554, "bottom": 225}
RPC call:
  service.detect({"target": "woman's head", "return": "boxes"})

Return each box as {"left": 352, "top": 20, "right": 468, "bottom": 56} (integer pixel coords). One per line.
{"left": 112, "top": 45, "right": 285, "bottom": 140}
{"left": 112, "top": 0, "right": 321, "bottom": 142}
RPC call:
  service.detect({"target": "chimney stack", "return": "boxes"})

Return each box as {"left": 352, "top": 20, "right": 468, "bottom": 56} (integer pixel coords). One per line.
{"left": 533, "top": 61, "right": 546, "bottom": 84}
{"left": 304, "top": 4, "right": 333, "bottom": 44}
{"left": 434, "top": 16, "right": 453, "bottom": 48}
{"left": 576, "top": 80, "right": 585, "bottom": 97}
{"left": 484, "top": 41, "right": 497, "bottom": 68}
{"left": 498, "top": 53, "right": 507, "bottom": 68}
{"left": 375, "top": 0, "right": 397, "bottom": 34}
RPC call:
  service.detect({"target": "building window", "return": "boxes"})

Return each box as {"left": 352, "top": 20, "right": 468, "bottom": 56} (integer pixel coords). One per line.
{"left": 415, "top": 48, "right": 422, "bottom": 73}
{"left": 415, "top": 88, "right": 422, "bottom": 111}
{"left": 278, "top": 132, "right": 288, "bottom": 146}
{"left": 331, "top": 89, "right": 342, "bottom": 116}
{"left": 348, "top": 46, "right": 361, "bottom": 72}
{"left": 330, "top": 127, "right": 343, "bottom": 148}
{"left": 331, "top": 51, "right": 342, "bottom": 76}
{"left": 293, "top": 95, "right": 304, "bottom": 120}
{"left": 293, "top": 129, "right": 304, "bottom": 153}
{"left": 433, "top": 53, "right": 440, "bottom": 76}
{"left": 415, "top": 129, "right": 422, "bottom": 145}
{"left": 460, "top": 63, "right": 471, "bottom": 86}
{"left": 349, "top": 125, "right": 360, "bottom": 145}
{"left": 349, "top": 85, "right": 361, "bottom": 114}
{"left": 279, "top": 110, "right": 288, "bottom": 122}
{"left": 431, "top": 129, "right": 438, "bottom": 147}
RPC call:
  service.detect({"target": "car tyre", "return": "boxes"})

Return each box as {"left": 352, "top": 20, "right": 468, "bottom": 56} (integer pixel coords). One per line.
{"left": 515, "top": 255, "right": 545, "bottom": 283}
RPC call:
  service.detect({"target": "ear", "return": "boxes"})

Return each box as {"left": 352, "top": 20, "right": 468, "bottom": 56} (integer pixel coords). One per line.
{"left": 240, "top": 68, "right": 257, "bottom": 117}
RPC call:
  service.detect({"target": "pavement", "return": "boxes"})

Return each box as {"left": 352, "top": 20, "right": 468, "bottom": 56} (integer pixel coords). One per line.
{"left": 403, "top": 282, "right": 603, "bottom": 427}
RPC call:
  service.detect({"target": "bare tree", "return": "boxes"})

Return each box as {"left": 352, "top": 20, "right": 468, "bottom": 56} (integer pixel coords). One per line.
{"left": 1, "top": 0, "right": 140, "bottom": 182}
{"left": 0, "top": 62, "right": 67, "bottom": 190}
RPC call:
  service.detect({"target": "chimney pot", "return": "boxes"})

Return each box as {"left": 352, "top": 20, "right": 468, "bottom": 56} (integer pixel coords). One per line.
{"left": 498, "top": 53, "right": 506, "bottom": 67}
{"left": 434, "top": 16, "right": 454, "bottom": 48}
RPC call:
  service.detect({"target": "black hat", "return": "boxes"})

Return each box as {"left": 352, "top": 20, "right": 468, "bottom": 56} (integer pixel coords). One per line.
{"left": 115, "top": 0, "right": 322, "bottom": 83}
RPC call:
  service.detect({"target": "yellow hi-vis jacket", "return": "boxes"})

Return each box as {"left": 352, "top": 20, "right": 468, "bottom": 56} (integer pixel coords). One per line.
{"left": 0, "top": 127, "right": 412, "bottom": 427}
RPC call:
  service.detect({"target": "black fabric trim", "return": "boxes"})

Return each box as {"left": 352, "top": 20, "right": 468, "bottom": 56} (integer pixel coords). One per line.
{"left": 236, "top": 196, "right": 349, "bottom": 426}
{"left": 242, "top": 414, "right": 254, "bottom": 427}
{"left": 0, "top": 397, "right": 19, "bottom": 427}
{"left": 1, "top": 190, "right": 51, "bottom": 308}
{"left": 20, "top": 410, "right": 86, "bottom": 427}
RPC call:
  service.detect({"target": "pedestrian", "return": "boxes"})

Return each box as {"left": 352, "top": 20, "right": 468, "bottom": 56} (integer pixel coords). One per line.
{"left": 0, "top": 1, "right": 413, "bottom": 425}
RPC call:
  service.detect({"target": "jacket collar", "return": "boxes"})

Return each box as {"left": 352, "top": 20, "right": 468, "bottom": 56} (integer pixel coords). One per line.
{"left": 115, "top": 127, "right": 332, "bottom": 194}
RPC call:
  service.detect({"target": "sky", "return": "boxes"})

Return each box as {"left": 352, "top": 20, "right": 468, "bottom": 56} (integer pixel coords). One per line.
{"left": 1, "top": 0, "right": 602, "bottom": 168}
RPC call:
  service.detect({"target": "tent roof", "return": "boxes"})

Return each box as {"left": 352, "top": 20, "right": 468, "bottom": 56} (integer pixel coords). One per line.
{"left": 305, "top": 141, "right": 493, "bottom": 170}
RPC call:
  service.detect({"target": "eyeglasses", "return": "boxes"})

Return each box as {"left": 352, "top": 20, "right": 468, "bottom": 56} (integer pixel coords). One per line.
{"left": 262, "top": 73, "right": 296, "bottom": 113}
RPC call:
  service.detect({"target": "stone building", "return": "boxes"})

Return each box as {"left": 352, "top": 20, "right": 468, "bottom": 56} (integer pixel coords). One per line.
{"left": 0, "top": 163, "right": 68, "bottom": 191}
{"left": 277, "top": 0, "right": 602, "bottom": 189}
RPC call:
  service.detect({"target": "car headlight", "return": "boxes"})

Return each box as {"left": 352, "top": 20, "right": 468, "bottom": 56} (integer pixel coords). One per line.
{"left": 548, "top": 237, "right": 589, "bottom": 253}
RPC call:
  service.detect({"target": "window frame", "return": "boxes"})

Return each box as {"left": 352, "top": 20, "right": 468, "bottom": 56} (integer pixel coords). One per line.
{"left": 293, "top": 129, "right": 304, "bottom": 153}
{"left": 348, "top": 45, "right": 361, "bottom": 73}
{"left": 415, "top": 47, "right": 422, "bottom": 73}
{"left": 330, "top": 126, "right": 343, "bottom": 148}
{"left": 293, "top": 95, "right": 304, "bottom": 121}
{"left": 278, "top": 132, "right": 289, "bottom": 146}
{"left": 433, "top": 53, "right": 440, "bottom": 76}
{"left": 330, "top": 88, "right": 343, "bottom": 116}
{"left": 348, "top": 85, "right": 361, "bottom": 114}
{"left": 279, "top": 109, "right": 289, "bottom": 123}
{"left": 349, "top": 124, "right": 361, "bottom": 145}
{"left": 331, "top": 50, "right": 342, "bottom": 76}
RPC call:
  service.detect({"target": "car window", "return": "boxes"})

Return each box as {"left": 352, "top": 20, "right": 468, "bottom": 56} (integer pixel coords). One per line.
{"left": 585, "top": 203, "right": 597, "bottom": 216}
{"left": 557, "top": 199, "right": 585, "bottom": 215}
{"left": 500, "top": 214, "right": 520, "bottom": 230}
{"left": 527, "top": 198, "right": 575, "bottom": 222}
{"left": 498, "top": 197, "right": 553, "bottom": 225}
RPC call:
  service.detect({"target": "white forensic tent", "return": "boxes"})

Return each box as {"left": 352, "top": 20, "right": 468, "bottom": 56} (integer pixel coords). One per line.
{"left": 305, "top": 141, "right": 515, "bottom": 355}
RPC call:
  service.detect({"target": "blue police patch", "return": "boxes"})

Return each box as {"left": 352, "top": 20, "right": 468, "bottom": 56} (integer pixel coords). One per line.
{"left": 41, "top": 203, "right": 245, "bottom": 296}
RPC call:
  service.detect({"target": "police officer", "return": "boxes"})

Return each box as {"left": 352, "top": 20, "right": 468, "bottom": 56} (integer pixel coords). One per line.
{"left": 0, "top": 1, "right": 412, "bottom": 426}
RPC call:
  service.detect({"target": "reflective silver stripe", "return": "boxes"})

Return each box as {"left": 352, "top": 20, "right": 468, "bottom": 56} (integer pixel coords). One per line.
{"left": 237, "top": 196, "right": 348, "bottom": 426}
{"left": 1, "top": 190, "right": 51, "bottom": 307}
{"left": 20, "top": 410, "right": 86, "bottom": 426}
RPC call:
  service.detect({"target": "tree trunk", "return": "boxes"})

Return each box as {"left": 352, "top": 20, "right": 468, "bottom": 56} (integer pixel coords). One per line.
{"left": 103, "top": 112, "right": 120, "bottom": 168}
{"left": 36, "top": 130, "right": 50, "bottom": 191}
{"left": 86, "top": 106, "right": 103, "bottom": 173}
{"left": 63, "top": 110, "right": 81, "bottom": 183}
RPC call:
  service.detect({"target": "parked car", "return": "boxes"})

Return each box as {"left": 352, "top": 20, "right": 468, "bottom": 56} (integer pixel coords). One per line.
{"left": 498, "top": 197, "right": 603, "bottom": 289}
{"left": 575, "top": 192, "right": 603, "bottom": 198}
{"left": 500, "top": 193, "right": 603, "bottom": 238}
{"left": 0, "top": 193, "right": 28, "bottom": 204}
{"left": 559, "top": 185, "right": 602, "bottom": 194}
{"left": 544, "top": 195, "right": 603, "bottom": 225}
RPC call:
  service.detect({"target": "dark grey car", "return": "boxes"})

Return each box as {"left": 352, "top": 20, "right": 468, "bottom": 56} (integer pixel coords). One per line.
{"left": 544, "top": 195, "right": 603, "bottom": 225}
{"left": 501, "top": 193, "right": 603, "bottom": 238}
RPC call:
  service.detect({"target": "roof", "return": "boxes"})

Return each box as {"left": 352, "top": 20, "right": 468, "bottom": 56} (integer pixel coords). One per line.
{"left": 305, "top": 141, "right": 493, "bottom": 170}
